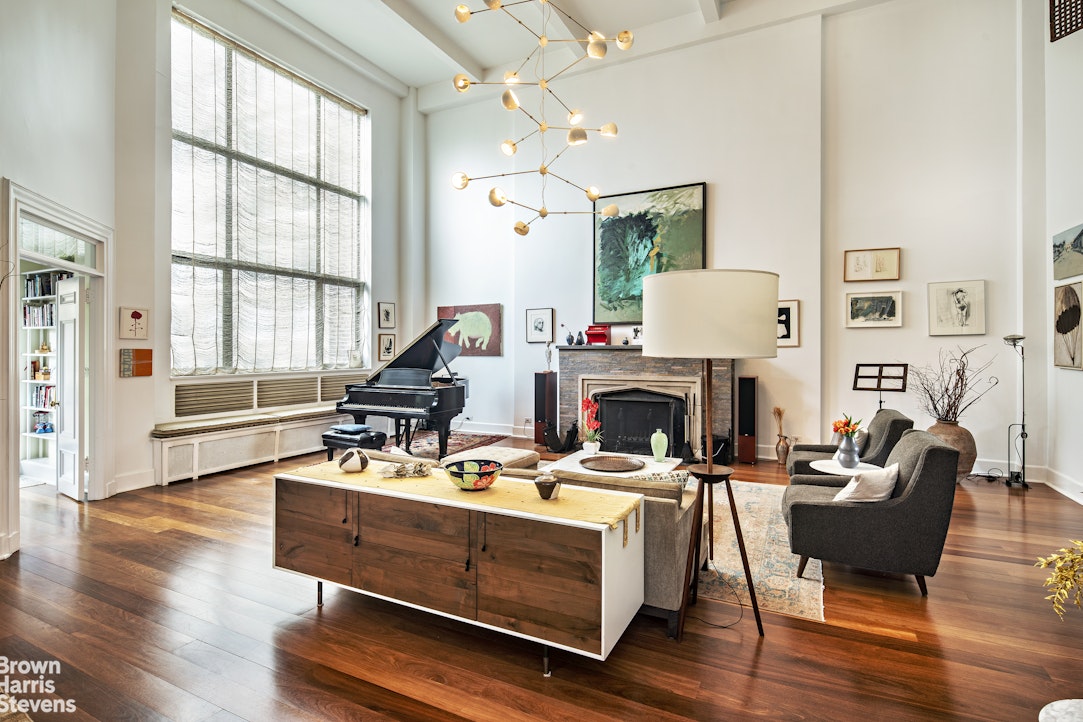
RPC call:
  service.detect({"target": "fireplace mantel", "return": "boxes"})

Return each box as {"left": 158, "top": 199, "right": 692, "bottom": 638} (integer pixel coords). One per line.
{"left": 555, "top": 346, "right": 733, "bottom": 457}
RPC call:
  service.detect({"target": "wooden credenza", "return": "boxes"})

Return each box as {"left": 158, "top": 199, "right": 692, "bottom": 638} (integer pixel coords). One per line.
{"left": 274, "top": 469, "right": 644, "bottom": 660}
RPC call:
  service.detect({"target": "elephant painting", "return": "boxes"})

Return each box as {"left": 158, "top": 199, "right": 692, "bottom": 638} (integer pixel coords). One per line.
{"left": 436, "top": 303, "right": 503, "bottom": 356}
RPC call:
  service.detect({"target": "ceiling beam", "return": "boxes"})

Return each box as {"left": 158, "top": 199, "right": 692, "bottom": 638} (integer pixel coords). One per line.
{"left": 698, "top": 0, "right": 722, "bottom": 23}
{"left": 375, "top": 0, "right": 485, "bottom": 81}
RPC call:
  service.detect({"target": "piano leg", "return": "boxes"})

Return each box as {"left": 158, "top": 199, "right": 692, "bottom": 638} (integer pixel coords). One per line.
{"left": 436, "top": 419, "right": 452, "bottom": 458}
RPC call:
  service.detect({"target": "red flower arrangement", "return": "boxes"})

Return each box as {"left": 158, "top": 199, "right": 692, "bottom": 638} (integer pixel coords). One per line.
{"left": 832, "top": 414, "right": 862, "bottom": 438}
{"left": 581, "top": 397, "right": 603, "bottom": 443}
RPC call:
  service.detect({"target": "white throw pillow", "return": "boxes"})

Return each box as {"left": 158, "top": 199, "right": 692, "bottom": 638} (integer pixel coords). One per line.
{"left": 832, "top": 463, "right": 900, "bottom": 502}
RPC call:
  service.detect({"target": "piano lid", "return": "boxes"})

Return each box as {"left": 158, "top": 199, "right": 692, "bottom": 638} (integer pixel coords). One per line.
{"left": 366, "top": 319, "right": 462, "bottom": 381}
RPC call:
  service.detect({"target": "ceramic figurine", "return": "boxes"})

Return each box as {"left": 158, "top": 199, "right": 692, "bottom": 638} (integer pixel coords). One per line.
{"left": 338, "top": 448, "right": 370, "bottom": 472}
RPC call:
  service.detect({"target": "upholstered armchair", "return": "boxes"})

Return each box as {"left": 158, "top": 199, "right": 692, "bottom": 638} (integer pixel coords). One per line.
{"left": 781, "top": 429, "right": 960, "bottom": 595}
{"left": 786, "top": 408, "right": 914, "bottom": 476}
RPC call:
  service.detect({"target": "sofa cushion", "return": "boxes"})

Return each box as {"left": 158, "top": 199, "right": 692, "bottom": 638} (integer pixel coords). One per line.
{"left": 832, "top": 463, "right": 900, "bottom": 502}
{"left": 441, "top": 445, "right": 540, "bottom": 469}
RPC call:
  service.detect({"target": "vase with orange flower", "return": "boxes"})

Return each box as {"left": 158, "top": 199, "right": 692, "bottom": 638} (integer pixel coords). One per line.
{"left": 581, "top": 397, "right": 603, "bottom": 455}
{"left": 832, "top": 414, "right": 862, "bottom": 469}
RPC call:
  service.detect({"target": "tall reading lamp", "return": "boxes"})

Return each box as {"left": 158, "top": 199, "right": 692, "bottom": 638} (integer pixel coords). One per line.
{"left": 1003, "top": 334, "right": 1028, "bottom": 488}
{"left": 643, "top": 269, "right": 779, "bottom": 638}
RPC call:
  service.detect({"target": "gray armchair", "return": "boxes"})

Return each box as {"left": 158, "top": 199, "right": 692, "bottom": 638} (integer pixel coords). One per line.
{"left": 786, "top": 408, "right": 914, "bottom": 476}
{"left": 781, "top": 429, "right": 959, "bottom": 595}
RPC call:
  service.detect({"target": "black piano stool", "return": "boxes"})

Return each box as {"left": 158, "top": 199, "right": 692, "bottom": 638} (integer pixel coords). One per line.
{"left": 322, "top": 426, "right": 388, "bottom": 460}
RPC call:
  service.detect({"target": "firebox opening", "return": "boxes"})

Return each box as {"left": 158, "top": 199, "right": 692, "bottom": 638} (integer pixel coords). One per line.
{"left": 595, "top": 389, "right": 687, "bottom": 457}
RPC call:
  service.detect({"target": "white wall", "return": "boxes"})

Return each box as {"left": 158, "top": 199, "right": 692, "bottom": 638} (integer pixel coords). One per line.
{"left": 427, "top": 16, "right": 824, "bottom": 448}
{"left": 1046, "top": 17, "right": 1083, "bottom": 496}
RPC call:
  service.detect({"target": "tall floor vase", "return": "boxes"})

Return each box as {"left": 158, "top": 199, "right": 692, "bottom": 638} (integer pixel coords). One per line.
{"left": 927, "top": 420, "right": 976, "bottom": 481}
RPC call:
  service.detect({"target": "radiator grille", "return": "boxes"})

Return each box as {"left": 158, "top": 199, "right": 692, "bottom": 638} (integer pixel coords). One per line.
{"left": 320, "top": 374, "right": 368, "bottom": 402}
{"left": 175, "top": 381, "right": 255, "bottom": 417}
{"left": 257, "top": 377, "right": 319, "bottom": 407}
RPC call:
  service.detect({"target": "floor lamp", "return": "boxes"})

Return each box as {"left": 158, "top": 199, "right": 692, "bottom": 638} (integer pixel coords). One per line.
{"left": 643, "top": 269, "right": 779, "bottom": 639}
{"left": 1003, "top": 334, "right": 1028, "bottom": 488}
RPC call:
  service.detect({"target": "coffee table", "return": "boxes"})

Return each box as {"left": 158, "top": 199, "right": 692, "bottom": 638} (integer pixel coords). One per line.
{"left": 544, "top": 449, "right": 682, "bottom": 477}
{"left": 810, "top": 459, "right": 880, "bottom": 475}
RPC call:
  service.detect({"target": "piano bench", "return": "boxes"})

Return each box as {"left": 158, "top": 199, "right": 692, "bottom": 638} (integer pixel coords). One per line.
{"left": 322, "top": 429, "right": 388, "bottom": 460}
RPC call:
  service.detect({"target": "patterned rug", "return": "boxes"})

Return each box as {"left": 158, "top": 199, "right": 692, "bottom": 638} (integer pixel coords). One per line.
{"left": 382, "top": 430, "right": 508, "bottom": 460}
{"left": 697, "top": 479, "right": 825, "bottom": 621}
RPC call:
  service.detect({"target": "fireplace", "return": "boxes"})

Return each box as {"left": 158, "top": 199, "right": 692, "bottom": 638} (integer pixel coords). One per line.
{"left": 596, "top": 388, "right": 686, "bottom": 457}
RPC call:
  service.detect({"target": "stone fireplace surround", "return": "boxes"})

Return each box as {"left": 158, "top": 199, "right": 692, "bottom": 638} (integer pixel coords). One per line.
{"left": 556, "top": 345, "right": 733, "bottom": 459}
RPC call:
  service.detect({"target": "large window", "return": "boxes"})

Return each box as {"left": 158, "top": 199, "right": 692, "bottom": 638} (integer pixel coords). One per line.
{"left": 170, "top": 11, "right": 370, "bottom": 376}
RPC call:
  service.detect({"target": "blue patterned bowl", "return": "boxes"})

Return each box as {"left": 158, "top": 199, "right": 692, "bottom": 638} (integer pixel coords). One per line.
{"left": 443, "top": 460, "right": 503, "bottom": 491}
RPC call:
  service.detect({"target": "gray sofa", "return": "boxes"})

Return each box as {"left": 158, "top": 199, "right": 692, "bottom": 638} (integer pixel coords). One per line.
{"left": 786, "top": 408, "right": 914, "bottom": 476}
{"left": 781, "top": 429, "right": 959, "bottom": 595}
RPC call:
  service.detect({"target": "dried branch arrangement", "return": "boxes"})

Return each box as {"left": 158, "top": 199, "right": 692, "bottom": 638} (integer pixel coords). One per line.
{"left": 909, "top": 346, "right": 998, "bottom": 422}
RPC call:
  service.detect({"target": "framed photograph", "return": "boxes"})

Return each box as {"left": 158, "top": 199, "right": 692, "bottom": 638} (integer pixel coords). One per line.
{"left": 1054, "top": 282, "right": 1082, "bottom": 369}
{"left": 843, "top": 248, "right": 901, "bottom": 282}
{"left": 377, "top": 333, "right": 396, "bottom": 361}
{"left": 846, "top": 291, "right": 902, "bottom": 328}
{"left": 118, "top": 307, "right": 149, "bottom": 340}
{"left": 1053, "top": 222, "right": 1083, "bottom": 280}
{"left": 525, "top": 307, "right": 554, "bottom": 343}
{"left": 593, "top": 182, "right": 706, "bottom": 324}
{"left": 377, "top": 302, "right": 396, "bottom": 329}
{"left": 928, "top": 280, "right": 986, "bottom": 336}
{"left": 777, "top": 300, "right": 800, "bottom": 347}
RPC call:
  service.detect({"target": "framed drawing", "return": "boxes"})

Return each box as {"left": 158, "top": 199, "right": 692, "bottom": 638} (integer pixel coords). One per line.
{"left": 118, "top": 307, "right": 149, "bottom": 340}
{"left": 777, "top": 300, "right": 800, "bottom": 347}
{"left": 525, "top": 307, "right": 554, "bottom": 343}
{"left": 377, "top": 333, "right": 396, "bottom": 361}
{"left": 846, "top": 291, "right": 902, "bottom": 328}
{"left": 593, "top": 182, "right": 706, "bottom": 324}
{"left": 1052, "top": 222, "right": 1083, "bottom": 280}
{"left": 1054, "top": 282, "right": 1082, "bottom": 369}
{"left": 436, "top": 302, "right": 503, "bottom": 356}
{"left": 377, "top": 302, "right": 396, "bottom": 329}
{"left": 843, "top": 248, "right": 901, "bottom": 282}
{"left": 928, "top": 280, "right": 986, "bottom": 336}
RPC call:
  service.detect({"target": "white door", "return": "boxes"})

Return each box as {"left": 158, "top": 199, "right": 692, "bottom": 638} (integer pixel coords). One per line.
{"left": 55, "top": 277, "right": 85, "bottom": 500}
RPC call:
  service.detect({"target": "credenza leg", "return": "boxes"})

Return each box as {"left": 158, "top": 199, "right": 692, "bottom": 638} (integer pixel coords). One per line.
{"left": 542, "top": 645, "right": 552, "bottom": 677}
{"left": 317, "top": 581, "right": 323, "bottom": 607}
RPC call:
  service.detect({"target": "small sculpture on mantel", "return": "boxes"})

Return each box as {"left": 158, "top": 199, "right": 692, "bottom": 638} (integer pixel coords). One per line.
{"left": 561, "top": 323, "right": 573, "bottom": 345}
{"left": 544, "top": 341, "right": 553, "bottom": 371}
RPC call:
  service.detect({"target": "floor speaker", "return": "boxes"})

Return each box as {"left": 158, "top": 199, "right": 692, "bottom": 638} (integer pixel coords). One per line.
{"left": 737, "top": 376, "right": 757, "bottom": 463}
{"left": 534, "top": 371, "right": 558, "bottom": 444}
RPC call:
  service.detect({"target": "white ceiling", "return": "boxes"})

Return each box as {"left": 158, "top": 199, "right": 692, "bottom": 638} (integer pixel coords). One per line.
{"left": 271, "top": 0, "right": 714, "bottom": 89}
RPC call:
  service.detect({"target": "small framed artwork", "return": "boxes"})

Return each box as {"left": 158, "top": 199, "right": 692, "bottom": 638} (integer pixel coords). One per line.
{"left": 928, "top": 280, "right": 986, "bottom": 336}
{"left": 118, "top": 307, "right": 149, "bottom": 340}
{"left": 1052, "top": 222, "right": 1083, "bottom": 280}
{"left": 777, "top": 300, "right": 800, "bottom": 347}
{"left": 843, "top": 248, "right": 901, "bottom": 282}
{"left": 1054, "top": 282, "right": 1082, "bottom": 369}
{"left": 525, "top": 307, "right": 554, "bottom": 343}
{"left": 377, "top": 333, "right": 396, "bottom": 361}
{"left": 377, "top": 302, "right": 396, "bottom": 329}
{"left": 846, "top": 291, "right": 902, "bottom": 328}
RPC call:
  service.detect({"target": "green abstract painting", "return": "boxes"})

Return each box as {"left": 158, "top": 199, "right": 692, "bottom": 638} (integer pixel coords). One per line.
{"left": 593, "top": 183, "right": 706, "bottom": 324}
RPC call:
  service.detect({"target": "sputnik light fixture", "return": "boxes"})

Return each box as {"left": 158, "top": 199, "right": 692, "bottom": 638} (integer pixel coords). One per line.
{"left": 450, "top": 0, "right": 633, "bottom": 235}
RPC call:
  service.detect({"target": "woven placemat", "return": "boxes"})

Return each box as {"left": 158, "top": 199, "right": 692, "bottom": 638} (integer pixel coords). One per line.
{"left": 579, "top": 455, "right": 645, "bottom": 472}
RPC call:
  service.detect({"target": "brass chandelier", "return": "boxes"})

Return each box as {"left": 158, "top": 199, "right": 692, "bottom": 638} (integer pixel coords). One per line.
{"left": 450, "top": 0, "right": 633, "bottom": 235}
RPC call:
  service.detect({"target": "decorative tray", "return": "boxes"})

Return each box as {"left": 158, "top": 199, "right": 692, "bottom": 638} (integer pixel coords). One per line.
{"left": 579, "top": 455, "right": 646, "bottom": 473}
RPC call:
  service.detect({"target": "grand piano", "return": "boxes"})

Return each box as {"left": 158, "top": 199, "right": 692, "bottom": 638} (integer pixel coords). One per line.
{"left": 337, "top": 319, "right": 468, "bottom": 458}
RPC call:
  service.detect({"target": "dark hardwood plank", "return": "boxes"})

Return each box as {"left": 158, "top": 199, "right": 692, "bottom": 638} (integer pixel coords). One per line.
{"left": 2, "top": 451, "right": 1081, "bottom": 720}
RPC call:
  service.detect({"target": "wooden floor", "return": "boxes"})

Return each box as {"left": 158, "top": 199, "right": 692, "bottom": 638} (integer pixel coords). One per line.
{"left": 2, "top": 451, "right": 1082, "bottom": 721}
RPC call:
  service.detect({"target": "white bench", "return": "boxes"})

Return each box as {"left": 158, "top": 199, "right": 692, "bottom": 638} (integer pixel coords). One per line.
{"left": 151, "top": 407, "right": 349, "bottom": 485}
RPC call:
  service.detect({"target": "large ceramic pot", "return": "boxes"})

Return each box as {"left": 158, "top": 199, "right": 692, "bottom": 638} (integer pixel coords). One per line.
{"left": 927, "top": 419, "right": 976, "bottom": 481}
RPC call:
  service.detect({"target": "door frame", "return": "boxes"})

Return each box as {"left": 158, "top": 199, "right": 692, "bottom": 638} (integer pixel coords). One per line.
{"left": 1, "top": 180, "right": 113, "bottom": 558}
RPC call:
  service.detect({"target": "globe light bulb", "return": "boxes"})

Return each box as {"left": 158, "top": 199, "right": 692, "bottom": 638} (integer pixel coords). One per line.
{"left": 587, "top": 32, "right": 607, "bottom": 59}
{"left": 586, "top": 186, "right": 600, "bottom": 201}
{"left": 488, "top": 187, "right": 507, "bottom": 206}
{"left": 453, "top": 74, "right": 471, "bottom": 93}
{"left": 454, "top": 5, "right": 471, "bottom": 23}
{"left": 451, "top": 172, "right": 470, "bottom": 190}
{"left": 514, "top": 221, "right": 530, "bottom": 236}
{"left": 600, "top": 122, "right": 618, "bottom": 137}
{"left": 485, "top": 0, "right": 502, "bottom": 10}
{"left": 500, "top": 140, "right": 517, "bottom": 156}
{"left": 616, "top": 30, "right": 634, "bottom": 50}
{"left": 503, "top": 71, "right": 520, "bottom": 85}
{"left": 567, "top": 127, "right": 588, "bottom": 146}
{"left": 501, "top": 88, "right": 520, "bottom": 111}
{"left": 567, "top": 108, "right": 583, "bottom": 125}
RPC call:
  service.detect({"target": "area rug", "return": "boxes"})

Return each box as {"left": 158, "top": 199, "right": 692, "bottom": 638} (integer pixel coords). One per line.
{"left": 382, "top": 430, "right": 508, "bottom": 459}
{"left": 697, "top": 479, "right": 825, "bottom": 622}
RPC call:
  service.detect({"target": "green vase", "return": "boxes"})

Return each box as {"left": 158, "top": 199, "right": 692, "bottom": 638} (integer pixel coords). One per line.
{"left": 650, "top": 428, "right": 668, "bottom": 462}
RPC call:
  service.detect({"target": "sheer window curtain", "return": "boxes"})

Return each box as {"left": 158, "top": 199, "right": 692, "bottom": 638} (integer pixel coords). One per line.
{"left": 170, "top": 12, "right": 370, "bottom": 376}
